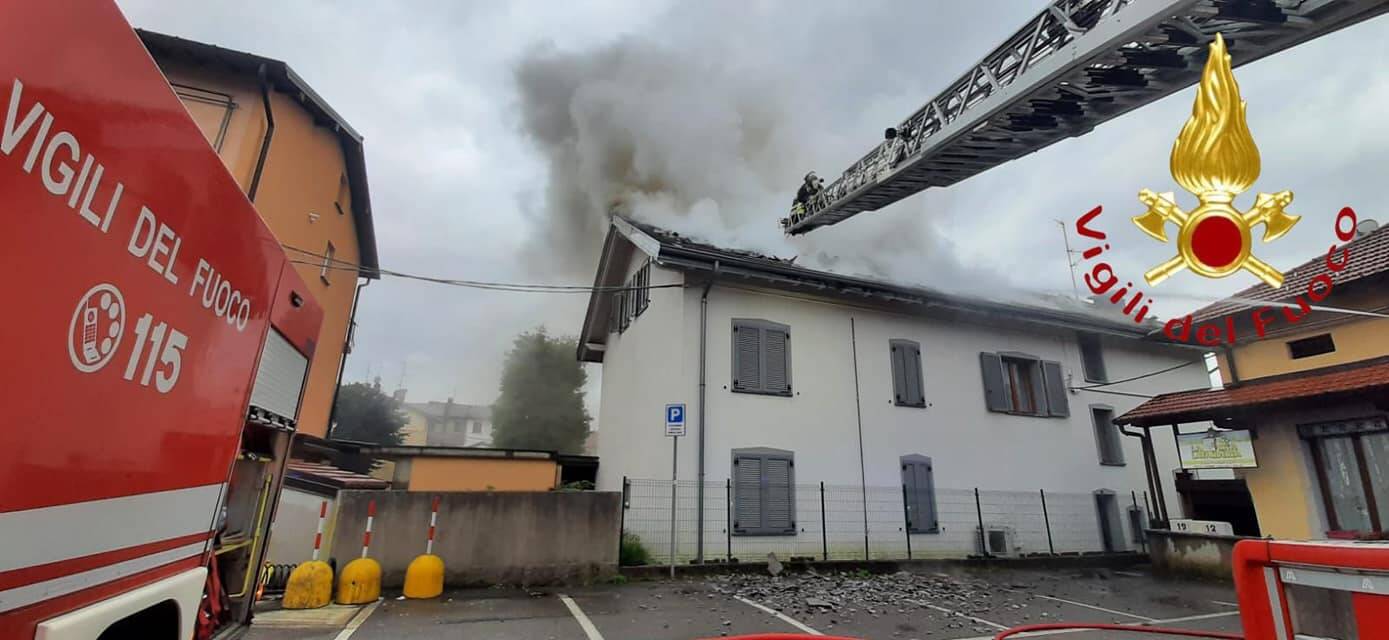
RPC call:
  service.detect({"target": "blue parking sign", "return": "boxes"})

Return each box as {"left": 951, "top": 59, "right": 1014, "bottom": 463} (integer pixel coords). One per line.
{"left": 665, "top": 403, "right": 686, "bottom": 436}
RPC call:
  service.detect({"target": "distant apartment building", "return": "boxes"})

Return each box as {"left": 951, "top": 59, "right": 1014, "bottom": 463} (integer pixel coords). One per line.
{"left": 402, "top": 399, "right": 495, "bottom": 448}
{"left": 1120, "top": 221, "right": 1389, "bottom": 540}
{"left": 578, "top": 218, "right": 1211, "bottom": 559}
{"left": 139, "top": 31, "right": 379, "bottom": 438}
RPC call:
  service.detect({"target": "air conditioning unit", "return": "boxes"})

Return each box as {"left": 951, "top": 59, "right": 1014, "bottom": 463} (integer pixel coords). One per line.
{"left": 978, "top": 525, "right": 1017, "bottom": 557}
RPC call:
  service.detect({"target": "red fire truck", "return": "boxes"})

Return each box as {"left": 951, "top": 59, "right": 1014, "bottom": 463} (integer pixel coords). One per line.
{"left": 0, "top": 1, "right": 323, "bottom": 637}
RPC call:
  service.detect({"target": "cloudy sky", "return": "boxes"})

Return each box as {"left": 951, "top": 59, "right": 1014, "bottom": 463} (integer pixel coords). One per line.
{"left": 117, "top": 1, "right": 1389, "bottom": 414}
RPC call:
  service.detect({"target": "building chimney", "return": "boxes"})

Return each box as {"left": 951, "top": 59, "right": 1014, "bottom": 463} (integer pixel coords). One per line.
{"left": 1355, "top": 219, "right": 1380, "bottom": 239}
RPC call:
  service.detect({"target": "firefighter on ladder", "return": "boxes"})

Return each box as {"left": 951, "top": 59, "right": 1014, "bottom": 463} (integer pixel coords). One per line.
{"left": 787, "top": 171, "right": 824, "bottom": 226}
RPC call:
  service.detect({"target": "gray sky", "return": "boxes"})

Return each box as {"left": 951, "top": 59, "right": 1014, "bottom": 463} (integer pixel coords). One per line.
{"left": 117, "top": 1, "right": 1389, "bottom": 414}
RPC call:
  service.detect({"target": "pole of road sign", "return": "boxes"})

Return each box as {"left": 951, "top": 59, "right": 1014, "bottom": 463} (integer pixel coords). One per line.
{"left": 670, "top": 435, "right": 678, "bottom": 579}
{"left": 665, "top": 403, "right": 685, "bottom": 578}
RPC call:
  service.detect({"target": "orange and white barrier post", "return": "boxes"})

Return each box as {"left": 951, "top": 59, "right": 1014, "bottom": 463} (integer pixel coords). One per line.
{"left": 312, "top": 499, "right": 327, "bottom": 561}
{"left": 336, "top": 499, "right": 381, "bottom": 604}
{"left": 404, "top": 496, "right": 445, "bottom": 599}
{"left": 284, "top": 499, "right": 334, "bottom": 609}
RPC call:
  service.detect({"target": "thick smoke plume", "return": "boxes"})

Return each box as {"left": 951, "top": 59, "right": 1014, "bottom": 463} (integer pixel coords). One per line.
{"left": 514, "top": 38, "right": 1010, "bottom": 294}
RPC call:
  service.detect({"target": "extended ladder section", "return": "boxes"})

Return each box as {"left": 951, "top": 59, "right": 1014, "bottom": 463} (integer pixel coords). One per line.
{"left": 783, "top": 0, "right": 1389, "bottom": 235}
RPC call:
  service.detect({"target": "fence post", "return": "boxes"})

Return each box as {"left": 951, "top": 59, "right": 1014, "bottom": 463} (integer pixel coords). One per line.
{"left": 974, "top": 488, "right": 989, "bottom": 559}
{"left": 1132, "top": 490, "right": 1146, "bottom": 553}
{"left": 1143, "top": 490, "right": 1154, "bottom": 529}
{"left": 900, "top": 484, "right": 913, "bottom": 560}
{"left": 725, "top": 478, "right": 732, "bottom": 562}
{"left": 1040, "top": 488, "right": 1055, "bottom": 555}
{"left": 820, "top": 482, "right": 828, "bottom": 561}
{"left": 619, "top": 476, "right": 628, "bottom": 563}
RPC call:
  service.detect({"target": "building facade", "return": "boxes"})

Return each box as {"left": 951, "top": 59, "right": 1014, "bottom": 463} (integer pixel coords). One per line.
{"left": 579, "top": 218, "right": 1209, "bottom": 559}
{"left": 139, "top": 31, "right": 379, "bottom": 439}
{"left": 403, "top": 400, "right": 495, "bottom": 448}
{"left": 1120, "top": 222, "right": 1389, "bottom": 540}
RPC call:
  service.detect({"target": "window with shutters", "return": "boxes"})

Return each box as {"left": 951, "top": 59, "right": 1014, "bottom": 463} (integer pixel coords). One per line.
{"left": 889, "top": 340, "right": 925, "bottom": 407}
{"left": 901, "top": 454, "right": 938, "bottom": 533}
{"left": 1090, "top": 405, "right": 1124, "bottom": 465}
{"left": 731, "top": 319, "right": 791, "bottom": 396}
{"left": 1078, "top": 333, "right": 1107, "bottom": 383}
{"left": 979, "top": 352, "right": 1068, "bottom": 417}
{"left": 732, "top": 448, "right": 796, "bottom": 536}
{"left": 610, "top": 261, "right": 652, "bottom": 335}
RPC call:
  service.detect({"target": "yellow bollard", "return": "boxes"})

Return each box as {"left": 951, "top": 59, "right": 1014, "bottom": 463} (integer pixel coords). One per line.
{"left": 282, "top": 560, "right": 333, "bottom": 609}
{"left": 336, "top": 557, "right": 381, "bottom": 604}
{"left": 403, "top": 554, "right": 445, "bottom": 599}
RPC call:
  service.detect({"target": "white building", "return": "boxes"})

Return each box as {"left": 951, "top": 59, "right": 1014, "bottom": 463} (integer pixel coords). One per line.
{"left": 579, "top": 218, "right": 1205, "bottom": 560}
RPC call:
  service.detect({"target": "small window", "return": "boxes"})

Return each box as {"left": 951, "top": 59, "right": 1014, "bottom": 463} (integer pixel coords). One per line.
{"left": 901, "top": 455, "right": 938, "bottom": 533}
{"left": 1078, "top": 334, "right": 1107, "bottom": 383}
{"left": 732, "top": 319, "right": 791, "bottom": 396}
{"left": 470, "top": 420, "right": 482, "bottom": 434}
{"left": 320, "top": 242, "right": 336, "bottom": 285}
{"left": 979, "top": 352, "right": 1068, "bottom": 417}
{"left": 1091, "top": 405, "right": 1124, "bottom": 465}
{"left": 1288, "top": 334, "right": 1336, "bottom": 360}
{"left": 732, "top": 448, "right": 795, "bottom": 535}
{"left": 889, "top": 340, "right": 925, "bottom": 407}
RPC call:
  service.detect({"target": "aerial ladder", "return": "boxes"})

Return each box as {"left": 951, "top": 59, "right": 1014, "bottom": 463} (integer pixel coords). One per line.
{"left": 783, "top": 0, "right": 1389, "bottom": 235}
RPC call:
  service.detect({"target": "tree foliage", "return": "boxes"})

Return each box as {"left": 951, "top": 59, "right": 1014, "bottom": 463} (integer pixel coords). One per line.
{"left": 331, "top": 382, "right": 407, "bottom": 447}
{"left": 492, "top": 328, "right": 591, "bottom": 453}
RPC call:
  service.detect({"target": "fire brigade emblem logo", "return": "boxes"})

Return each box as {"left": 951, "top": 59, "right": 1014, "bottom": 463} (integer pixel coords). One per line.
{"left": 1132, "top": 33, "right": 1299, "bottom": 288}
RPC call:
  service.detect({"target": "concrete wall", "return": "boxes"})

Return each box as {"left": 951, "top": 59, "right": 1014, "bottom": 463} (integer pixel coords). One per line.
{"left": 595, "top": 256, "right": 1204, "bottom": 517}
{"left": 1147, "top": 529, "right": 1258, "bottom": 580}
{"left": 329, "top": 490, "right": 619, "bottom": 587}
{"left": 265, "top": 487, "right": 337, "bottom": 565}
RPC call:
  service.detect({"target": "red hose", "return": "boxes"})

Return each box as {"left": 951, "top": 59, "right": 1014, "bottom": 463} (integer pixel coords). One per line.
{"left": 994, "top": 623, "right": 1242, "bottom": 640}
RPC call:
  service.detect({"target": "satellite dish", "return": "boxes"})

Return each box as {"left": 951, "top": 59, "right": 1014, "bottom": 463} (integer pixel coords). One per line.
{"left": 1355, "top": 219, "right": 1379, "bottom": 239}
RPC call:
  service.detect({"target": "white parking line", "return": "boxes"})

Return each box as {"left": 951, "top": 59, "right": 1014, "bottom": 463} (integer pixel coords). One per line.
{"left": 1031, "top": 594, "right": 1155, "bottom": 621}
{"left": 952, "top": 610, "right": 1241, "bottom": 640}
{"left": 733, "top": 595, "right": 824, "bottom": 635}
{"left": 924, "top": 603, "right": 1009, "bottom": 631}
{"left": 1211, "top": 599, "right": 1240, "bottom": 607}
{"left": 331, "top": 600, "right": 382, "bottom": 640}
{"left": 559, "top": 594, "right": 606, "bottom": 640}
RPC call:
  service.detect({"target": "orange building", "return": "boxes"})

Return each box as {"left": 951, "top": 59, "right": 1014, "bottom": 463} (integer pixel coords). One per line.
{"left": 139, "top": 31, "right": 379, "bottom": 438}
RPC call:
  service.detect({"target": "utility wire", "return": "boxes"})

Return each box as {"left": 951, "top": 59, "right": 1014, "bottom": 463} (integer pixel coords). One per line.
{"left": 1069, "top": 360, "right": 1196, "bottom": 391}
{"left": 283, "top": 245, "right": 684, "bottom": 294}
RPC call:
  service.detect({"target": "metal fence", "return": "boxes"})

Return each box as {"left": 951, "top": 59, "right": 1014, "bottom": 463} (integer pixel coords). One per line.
{"left": 620, "top": 478, "right": 1151, "bottom": 565}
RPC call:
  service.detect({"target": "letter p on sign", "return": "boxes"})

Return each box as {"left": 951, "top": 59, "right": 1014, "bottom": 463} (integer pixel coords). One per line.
{"left": 666, "top": 403, "right": 685, "bottom": 437}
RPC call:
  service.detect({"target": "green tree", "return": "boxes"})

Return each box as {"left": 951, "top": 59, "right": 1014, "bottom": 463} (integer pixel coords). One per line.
{"left": 492, "top": 328, "right": 591, "bottom": 453}
{"left": 331, "top": 381, "right": 407, "bottom": 446}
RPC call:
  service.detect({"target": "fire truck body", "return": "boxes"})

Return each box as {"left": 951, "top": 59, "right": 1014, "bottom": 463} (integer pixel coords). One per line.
{"left": 0, "top": 1, "right": 323, "bottom": 637}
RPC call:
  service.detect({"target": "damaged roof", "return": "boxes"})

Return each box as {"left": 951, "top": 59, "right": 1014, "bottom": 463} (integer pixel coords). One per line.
{"left": 578, "top": 216, "right": 1181, "bottom": 363}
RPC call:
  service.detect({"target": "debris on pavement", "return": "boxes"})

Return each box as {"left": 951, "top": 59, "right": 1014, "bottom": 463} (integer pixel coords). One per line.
{"left": 709, "top": 569, "right": 1031, "bottom": 625}
{"left": 766, "top": 553, "right": 784, "bottom": 576}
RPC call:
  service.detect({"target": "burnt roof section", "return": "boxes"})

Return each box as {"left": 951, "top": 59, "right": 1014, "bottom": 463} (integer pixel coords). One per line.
{"left": 136, "top": 29, "right": 379, "bottom": 277}
{"left": 578, "top": 216, "right": 1184, "bottom": 362}
{"left": 1191, "top": 222, "right": 1389, "bottom": 323}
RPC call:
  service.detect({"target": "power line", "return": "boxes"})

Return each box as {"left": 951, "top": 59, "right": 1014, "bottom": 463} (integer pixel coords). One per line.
{"left": 1069, "top": 359, "right": 1196, "bottom": 391}
{"left": 283, "top": 245, "right": 684, "bottom": 294}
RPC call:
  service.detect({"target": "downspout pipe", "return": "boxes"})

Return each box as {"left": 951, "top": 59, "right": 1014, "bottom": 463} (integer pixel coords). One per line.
{"left": 326, "top": 278, "right": 370, "bottom": 440}
{"left": 1120, "top": 423, "right": 1166, "bottom": 527}
{"left": 695, "top": 260, "right": 720, "bottom": 563}
{"left": 248, "top": 63, "right": 276, "bottom": 203}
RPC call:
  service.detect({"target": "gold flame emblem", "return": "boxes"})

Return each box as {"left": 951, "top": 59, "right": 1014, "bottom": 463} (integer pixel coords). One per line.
{"left": 1132, "top": 33, "right": 1298, "bottom": 288}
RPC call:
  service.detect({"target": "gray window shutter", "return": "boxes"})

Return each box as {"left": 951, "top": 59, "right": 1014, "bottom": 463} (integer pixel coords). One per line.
{"left": 1042, "top": 360, "right": 1068, "bottom": 417}
{"left": 979, "top": 352, "right": 1011, "bottom": 412}
{"left": 734, "top": 324, "right": 762, "bottom": 392}
{"left": 890, "top": 343, "right": 908, "bottom": 405}
{"left": 764, "top": 328, "right": 790, "bottom": 395}
{"left": 764, "top": 457, "right": 795, "bottom": 532}
{"left": 733, "top": 456, "right": 763, "bottom": 533}
{"left": 901, "top": 455, "right": 937, "bottom": 533}
{"left": 906, "top": 344, "right": 925, "bottom": 407}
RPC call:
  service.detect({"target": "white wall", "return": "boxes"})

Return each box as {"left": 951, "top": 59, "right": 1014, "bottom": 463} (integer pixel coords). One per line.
{"left": 265, "top": 487, "right": 336, "bottom": 565}
{"left": 595, "top": 256, "right": 1208, "bottom": 559}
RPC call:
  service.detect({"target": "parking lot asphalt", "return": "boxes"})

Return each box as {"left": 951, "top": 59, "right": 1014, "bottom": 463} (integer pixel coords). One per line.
{"left": 245, "top": 566, "right": 1244, "bottom": 640}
